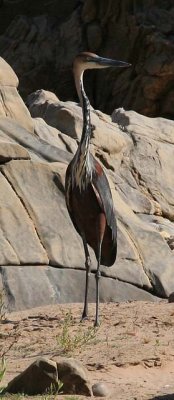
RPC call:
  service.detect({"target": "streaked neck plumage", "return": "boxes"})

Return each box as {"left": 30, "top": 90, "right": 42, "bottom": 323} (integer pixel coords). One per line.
{"left": 72, "top": 67, "right": 93, "bottom": 190}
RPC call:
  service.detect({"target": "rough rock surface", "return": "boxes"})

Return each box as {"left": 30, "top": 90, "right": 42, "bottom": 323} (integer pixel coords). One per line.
{"left": 0, "top": 0, "right": 79, "bottom": 34}
{"left": 4, "top": 356, "right": 92, "bottom": 396}
{"left": 1, "top": 266, "right": 157, "bottom": 312}
{"left": 27, "top": 90, "right": 174, "bottom": 298}
{"left": 57, "top": 358, "right": 92, "bottom": 396}
{"left": 0, "top": 57, "right": 34, "bottom": 132}
{"left": 4, "top": 357, "right": 58, "bottom": 395}
{"left": 0, "top": 1, "right": 174, "bottom": 118}
{"left": 0, "top": 58, "right": 174, "bottom": 311}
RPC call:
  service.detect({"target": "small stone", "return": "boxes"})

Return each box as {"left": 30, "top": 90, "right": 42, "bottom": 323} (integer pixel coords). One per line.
{"left": 168, "top": 292, "right": 174, "bottom": 303}
{"left": 92, "top": 382, "right": 110, "bottom": 397}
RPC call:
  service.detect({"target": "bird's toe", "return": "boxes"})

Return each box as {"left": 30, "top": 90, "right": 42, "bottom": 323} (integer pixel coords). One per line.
{"left": 94, "top": 319, "right": 100, "bottom": 328}
{"left": 81, "top": 313, "right": 89, "bottom": 322}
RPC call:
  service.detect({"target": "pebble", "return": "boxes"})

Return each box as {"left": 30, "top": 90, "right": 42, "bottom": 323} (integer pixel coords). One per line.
{"left": 92, "top": 382, "right": 110, "bottom": 397}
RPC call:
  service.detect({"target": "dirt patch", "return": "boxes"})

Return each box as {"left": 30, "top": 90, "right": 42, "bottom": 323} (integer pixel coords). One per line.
{"left": 1, "top": 301, "right": 174, "bottom": 399}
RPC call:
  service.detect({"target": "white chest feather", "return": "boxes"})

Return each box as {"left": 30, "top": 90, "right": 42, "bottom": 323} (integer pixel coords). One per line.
{"left": 72, "top": 149, "right": 92, "bottom": 192}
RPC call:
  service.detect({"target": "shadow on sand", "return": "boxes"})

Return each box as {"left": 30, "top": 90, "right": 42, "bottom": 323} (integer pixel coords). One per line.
{"left": 150, "top": 394, "right": 174, "bottom": 400}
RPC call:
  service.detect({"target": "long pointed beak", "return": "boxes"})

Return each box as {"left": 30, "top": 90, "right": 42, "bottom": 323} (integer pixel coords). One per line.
{"left": 97, "top": 56, "right": 131, "bottom": 68}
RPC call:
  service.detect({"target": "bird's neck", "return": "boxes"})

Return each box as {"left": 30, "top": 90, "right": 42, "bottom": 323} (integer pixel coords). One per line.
{"left": 79, "top": 73, "right": 91, "bottom": 154}
{"left": 75, "top": 69, "right": 92, "bottom": 152}
{"left": 72, "top": 69, "right": 92, "bottom": 189}
{"left": 75, "top": 68, "right": 91, "bottom": 144}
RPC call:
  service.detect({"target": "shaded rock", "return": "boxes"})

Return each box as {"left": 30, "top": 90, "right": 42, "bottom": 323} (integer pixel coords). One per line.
{"left": 166, "top": 236, "right": 174, "bottom": 251}
{"left": 5, "top": 357, "right": 58, "bottom": 395}
{"left": 82, "top": 0, "right": 96, "bottom": 23}
{"left": 57, "top": 358, "right": 92, "bottom": 396}
{"left": 92, "top": 382, "right": 110, "bottom": 397}
{"left": 0, "top": 1, "right": 80, "bottom": 39}
{"left": 86, "top": 21, "right": 102, "bottom": 51}
{"left": 168, "top": 292, "right": 174, "bottom": 303}
{"left": 27, "top": 89, "right": 59, "bottom": 107}
{"left": 0, "top": 10, "right": 82, "bottom": 101}
{"left": 1, "top": 265, "right": 158, "bottom": 312}
{"left": 4, "top": 355, "right": 93, "bottom": 397}
{"left": 1, "top": 1, "right": 174, "bottom": 118}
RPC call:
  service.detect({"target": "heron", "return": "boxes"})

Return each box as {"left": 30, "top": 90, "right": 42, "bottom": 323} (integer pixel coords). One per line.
{"left": 65, "top": 52, "right": 131, "bottom": 326}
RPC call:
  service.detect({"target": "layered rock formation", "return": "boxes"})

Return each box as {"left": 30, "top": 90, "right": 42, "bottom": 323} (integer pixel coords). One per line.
{"left": 0, "top": 0, "right": 174, "bottom": 118}
{"left": 0, "top": 57, "right": 174, "bottom": 311}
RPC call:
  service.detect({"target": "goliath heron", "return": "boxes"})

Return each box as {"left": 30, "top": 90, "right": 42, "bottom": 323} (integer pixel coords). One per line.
{"left": 65, "top": 52, "right": 131, "bottom": 326}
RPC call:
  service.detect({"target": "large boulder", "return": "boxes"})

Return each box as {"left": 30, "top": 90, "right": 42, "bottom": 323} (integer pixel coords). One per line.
{"left": 27, "top": 90, "right": 174, "bottom": 299}
{"left": 1, "top": 266, "right": 157, "bottom": 312}
{"left": 0, "top": 59, "right": 174, "bottom": 311}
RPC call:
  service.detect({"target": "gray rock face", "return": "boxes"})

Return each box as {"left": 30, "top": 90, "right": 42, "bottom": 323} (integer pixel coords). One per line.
{"left": 1, "top": 266, "right": 158, "bottom": 312}
{"left": 27, "top": 90, "right": 174, "bottom": 299}
{"left": 0, "top": 58, "right": 174, "bottom": 311}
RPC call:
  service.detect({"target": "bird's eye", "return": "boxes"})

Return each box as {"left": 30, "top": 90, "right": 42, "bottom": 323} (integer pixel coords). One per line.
{"left": 86, "top": 57, "right": 93, "bottom": 62}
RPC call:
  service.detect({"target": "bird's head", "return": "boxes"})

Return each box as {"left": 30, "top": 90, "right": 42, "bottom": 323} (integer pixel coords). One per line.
{"left": 73, "top": 51, "right": 131, "bottom": 72}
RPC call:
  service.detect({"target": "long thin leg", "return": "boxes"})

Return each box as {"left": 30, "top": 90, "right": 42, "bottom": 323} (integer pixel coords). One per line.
{"left": 81, "top": 238, "right": 91, "bottom": 321}
{"left": 94, "top": 243, "right": 101, "bottom": 327}
{"left": 94, "top": 213, "right": 106, "bottom": 327}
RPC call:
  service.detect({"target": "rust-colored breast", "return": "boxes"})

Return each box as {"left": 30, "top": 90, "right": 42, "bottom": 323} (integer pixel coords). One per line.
{"left": 95, "top": 159, "right": 103, "bottom": 176}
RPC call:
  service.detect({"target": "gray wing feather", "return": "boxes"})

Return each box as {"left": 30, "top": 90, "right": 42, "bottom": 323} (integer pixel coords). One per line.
{"left": 91, "top": 155, "right": 117, "bottom": 243}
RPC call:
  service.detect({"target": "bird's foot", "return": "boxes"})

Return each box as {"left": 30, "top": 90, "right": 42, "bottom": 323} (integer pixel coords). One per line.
{"left": 94, "top": 319, "right": 100, "bottom": 328}
{"left": 81, "top": 310, "right": 88, "bottom": 322}
{"left": 81, "top": 316, "right": 89, "bottom": 323}
{"left": 80, "top": 316, "right": 89, "bottom": 323}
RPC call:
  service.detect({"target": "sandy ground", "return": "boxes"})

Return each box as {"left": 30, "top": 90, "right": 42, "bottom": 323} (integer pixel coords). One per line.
{"left": 1, "top": 301, "right": 174, "bottom": 399}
